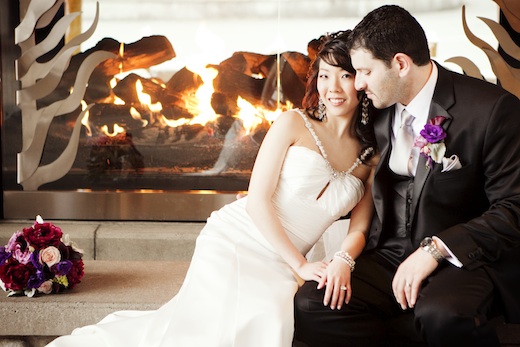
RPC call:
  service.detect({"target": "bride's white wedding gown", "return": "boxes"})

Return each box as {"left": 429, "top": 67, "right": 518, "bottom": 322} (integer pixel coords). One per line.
{"left": 47, "top": 110, "right": 367, "bottom": 347}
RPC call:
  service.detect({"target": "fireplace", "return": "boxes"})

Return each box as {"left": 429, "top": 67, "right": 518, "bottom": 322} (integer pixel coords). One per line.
{"left": 0, "top": 0, "right": 466, "bottom": 221}
{"left": 1, "top": 0, "right": 312, "bottom": 220}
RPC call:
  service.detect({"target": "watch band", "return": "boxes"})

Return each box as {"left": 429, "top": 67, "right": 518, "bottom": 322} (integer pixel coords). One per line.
{"left": 420, "top": 237, "right": 444, "bottom": 263}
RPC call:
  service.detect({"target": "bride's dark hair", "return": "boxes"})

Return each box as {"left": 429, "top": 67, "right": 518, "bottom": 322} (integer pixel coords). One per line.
{"left": 302, "top": 30, "right": 377, "bottom": 163}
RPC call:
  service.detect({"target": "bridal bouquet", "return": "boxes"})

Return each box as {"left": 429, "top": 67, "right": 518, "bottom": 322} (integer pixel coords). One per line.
{"left": 0, "top": 216, "right": 84, "bottom": 297}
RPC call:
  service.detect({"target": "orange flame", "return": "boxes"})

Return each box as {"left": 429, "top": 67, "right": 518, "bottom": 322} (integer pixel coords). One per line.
{"left": 80, "top": 100, "right": 92, "bottom": 137}
{"left": 102, "top": 58, "right": 292, "bottom": 140}
{"left": 135, "top": 79, "right": 163, "bottom": 124}
{"left": 185, "top": 65, "right": 219, "bottom": 125}
{"left": 118, "top": 43, "right": 124, "bottom": 74}
{"left": 100, "top": 123, "right": 125, "bottom": 137}
{"left": 110, "top": 78, "right": 125, "bottom": 105}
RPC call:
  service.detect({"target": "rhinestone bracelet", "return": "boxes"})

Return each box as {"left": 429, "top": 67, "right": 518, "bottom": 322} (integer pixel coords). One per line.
{"left": 334, "top": 251, "right": 356, "bottom": 272}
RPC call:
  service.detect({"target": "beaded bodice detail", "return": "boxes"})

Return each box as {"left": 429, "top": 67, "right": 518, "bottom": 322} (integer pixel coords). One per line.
{"left": 230, "top": 109, "right": 373, "bottom": 251}
{"left": 295, "top": 109, "right": 374, "bottom": 185}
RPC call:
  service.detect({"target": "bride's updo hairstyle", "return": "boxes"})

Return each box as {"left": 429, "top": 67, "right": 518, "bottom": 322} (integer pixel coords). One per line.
{"left": 302, "top": 30, "right": 377, "bottom": 163}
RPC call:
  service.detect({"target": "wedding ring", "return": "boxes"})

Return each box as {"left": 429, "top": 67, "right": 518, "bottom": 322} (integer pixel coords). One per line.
{"left": 340, "top": 285, "right": 347, "bottom": 291}
{"left": 406, "top": 282, "right": 412, "bottom": 288}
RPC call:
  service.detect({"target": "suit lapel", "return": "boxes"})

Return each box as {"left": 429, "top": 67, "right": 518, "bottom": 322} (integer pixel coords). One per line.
{"left": 372, "top": 106, "right": 394, "bottom": 226}
{"left": 410, "top": 63, "right": 455, "bottom": 224}
{"left": 372, "top": 62, "right": 458, "bottom": 232}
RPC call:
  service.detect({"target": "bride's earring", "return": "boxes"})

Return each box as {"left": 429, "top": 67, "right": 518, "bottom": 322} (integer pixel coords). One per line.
{"left": 361, "top": 95, "right": 369, "bottom": 125}
{"left": 318, "top": 99, "right": 327, "bottom": 122}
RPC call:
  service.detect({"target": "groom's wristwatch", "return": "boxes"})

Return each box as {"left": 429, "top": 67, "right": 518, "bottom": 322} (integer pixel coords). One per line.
{"left": 419, "top": 237, "right": 444, "bottom": 263}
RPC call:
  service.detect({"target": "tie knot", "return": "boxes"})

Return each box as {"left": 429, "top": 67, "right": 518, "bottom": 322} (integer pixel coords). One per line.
{"left": 401, "top": 109, "right": 414, "bottom": 126}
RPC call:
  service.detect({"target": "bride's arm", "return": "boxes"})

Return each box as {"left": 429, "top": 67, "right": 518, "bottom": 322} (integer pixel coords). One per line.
{"left": 246, "top": 111, "right": 327, "bottom": 282}
{"left": 319, "top": 166, "right": 376, "bottom": 309}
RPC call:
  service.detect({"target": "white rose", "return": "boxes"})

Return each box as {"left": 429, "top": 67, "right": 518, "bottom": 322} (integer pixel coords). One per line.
{"left": 428, "top": 142, "right": 447, "bottom": 164}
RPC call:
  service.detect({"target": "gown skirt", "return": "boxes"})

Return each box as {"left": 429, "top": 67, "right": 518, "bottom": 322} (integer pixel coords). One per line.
{"left": 48, "top": 198, "right": 299, "bottom": 347}
{"left": 47, "top": 109, "right": 366, "bottom": 347}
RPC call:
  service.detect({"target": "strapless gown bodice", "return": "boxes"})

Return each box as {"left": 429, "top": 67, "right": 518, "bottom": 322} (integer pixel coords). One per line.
{"left": 211, "top": 144, "right": 365, "bottom": 258}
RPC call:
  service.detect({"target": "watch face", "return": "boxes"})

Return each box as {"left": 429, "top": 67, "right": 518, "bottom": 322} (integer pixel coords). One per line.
{"left": 420, "top": 237, "right": 432, "bottom": 248}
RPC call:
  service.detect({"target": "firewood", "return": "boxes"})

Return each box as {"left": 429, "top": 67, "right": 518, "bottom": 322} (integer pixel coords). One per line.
{"left": 219, "top": 52, "right": 275, "bottom": 77}
{"left": 89, "top": 36, "right": 176, "bottom": 76}
{"left": 112, "top": 73, "right": 165, "bottom": 105}
{"left": 38, "top": 36, "right": 176, "bottom": 106}
{"left": 212, "top": 68, "right": 266, "bottom": 107}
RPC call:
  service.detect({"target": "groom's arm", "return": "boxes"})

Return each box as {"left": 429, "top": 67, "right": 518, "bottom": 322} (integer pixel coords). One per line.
{"left": 437, "top": 92, "right": 520, "bottom": 270}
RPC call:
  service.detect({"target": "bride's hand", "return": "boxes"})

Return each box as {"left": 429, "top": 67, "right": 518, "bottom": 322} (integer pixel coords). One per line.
{"left": 295, "top": 261, "right": 328, "bottom": 282}
{"left": 318, "top": 259, "right": 352, "bottom": 310}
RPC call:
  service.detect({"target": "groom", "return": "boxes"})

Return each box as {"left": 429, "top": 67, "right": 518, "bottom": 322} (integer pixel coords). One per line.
{"left": 294, "top": 5, "right": 520, "bottom": 347}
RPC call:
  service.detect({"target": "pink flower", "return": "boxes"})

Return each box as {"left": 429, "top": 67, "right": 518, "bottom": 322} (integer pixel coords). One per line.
{"left": 37, "top": 280, "right": 53, "bottom": 294}
{"left": 430, "top": 115, "right": 446, "bottom": 126}
{"left": 420, "top": 146, "right": 431, "bottom": 155}
{"left": 39, "top": 246, "right": 61, "bottom": 267}
{"left": 414, "top": 136, "right": 428, "bottom": 149}
{"left": 6, "top": 231, "right": 32, "bottom": 265}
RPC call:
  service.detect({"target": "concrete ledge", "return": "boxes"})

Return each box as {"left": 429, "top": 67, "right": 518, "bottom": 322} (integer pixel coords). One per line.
{"left": 95, "top": 222, "right": 203, "bottom": 261}
{"left": 0, "top": 221, "right": 204, "bottom": 262}
{"left": 0, "top": 260, "right": 190, "bottom": 337}
{"left": 0, "top": 220, "right": 99, "bottom": 261}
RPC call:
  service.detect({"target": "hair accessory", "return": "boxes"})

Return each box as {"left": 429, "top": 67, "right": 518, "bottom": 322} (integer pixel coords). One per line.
{"left": 318, "top": 99, "right": 327, "bottom": 122}
{"left": 361, "top": 95, "right": 370, "bottom": 125}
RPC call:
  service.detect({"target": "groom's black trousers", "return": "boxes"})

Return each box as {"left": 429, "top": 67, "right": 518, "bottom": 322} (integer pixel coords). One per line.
{"left": 293, "top": 251, "right": 499, "bottom": 347}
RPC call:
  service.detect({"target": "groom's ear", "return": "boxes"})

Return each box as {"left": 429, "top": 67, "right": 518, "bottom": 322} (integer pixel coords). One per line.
{"left": 393, "top": 53, "right": 413, "bottom": 77}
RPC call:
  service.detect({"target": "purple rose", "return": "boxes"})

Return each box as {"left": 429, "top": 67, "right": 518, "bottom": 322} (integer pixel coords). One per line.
{"left": 420, "top": 124, "right": 446, "bottom": 143}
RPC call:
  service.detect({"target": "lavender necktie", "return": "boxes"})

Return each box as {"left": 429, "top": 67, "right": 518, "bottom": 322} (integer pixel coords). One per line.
{"left": 389, "top": 109, "right": 415, "bottom": 176}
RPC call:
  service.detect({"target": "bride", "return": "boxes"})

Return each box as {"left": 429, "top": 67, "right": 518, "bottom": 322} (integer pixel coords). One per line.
{"left": 47, "top": 30, "right": 378, "bottom": 347}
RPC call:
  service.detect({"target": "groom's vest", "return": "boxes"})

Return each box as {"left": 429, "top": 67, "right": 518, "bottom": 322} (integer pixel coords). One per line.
{"left": 377, "top": 168, "right": 416, "bottom": 265}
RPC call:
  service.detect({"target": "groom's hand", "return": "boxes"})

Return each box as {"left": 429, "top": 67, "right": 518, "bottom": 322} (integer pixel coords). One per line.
{"left": 392, "top": 249, "right": 439, "bottom": 310}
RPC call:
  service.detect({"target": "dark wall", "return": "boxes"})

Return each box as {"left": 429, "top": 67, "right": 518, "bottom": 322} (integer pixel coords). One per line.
{"left": 0, "top": 1, "right": 21, "bottom": 218}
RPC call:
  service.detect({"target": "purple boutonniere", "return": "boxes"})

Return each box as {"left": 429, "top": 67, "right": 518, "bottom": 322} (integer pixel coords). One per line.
{"left": 414, "top": 116, "right": 447, "bottom": 169}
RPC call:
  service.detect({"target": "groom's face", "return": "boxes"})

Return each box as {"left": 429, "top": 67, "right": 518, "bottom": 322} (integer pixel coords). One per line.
{"left": 350, "top": 48, "right": 401, "bottom": 110}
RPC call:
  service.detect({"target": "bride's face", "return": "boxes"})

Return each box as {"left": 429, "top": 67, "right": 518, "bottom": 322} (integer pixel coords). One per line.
{"left": 317, "top": 60, "right": 359, "bottom": 119}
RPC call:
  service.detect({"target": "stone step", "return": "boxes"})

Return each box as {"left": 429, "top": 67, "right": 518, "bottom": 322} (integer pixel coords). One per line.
{"left": 0, "top": 221, "right": 519, "bottom": 347}
{"left": 0, "top": 220, "right": 204, "bottom": 262}
{"left": 0, "top": 259, "right": 190, "bottom": 347}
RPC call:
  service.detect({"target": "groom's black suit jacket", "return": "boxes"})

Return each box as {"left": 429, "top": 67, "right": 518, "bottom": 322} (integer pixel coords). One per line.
{"left": 366, "top": 62, "right": 520, "bottom": 322}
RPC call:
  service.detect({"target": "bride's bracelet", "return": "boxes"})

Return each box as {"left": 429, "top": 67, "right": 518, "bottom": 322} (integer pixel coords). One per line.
{"left": 334, "top": 251, "right": 355, "bottom": 272}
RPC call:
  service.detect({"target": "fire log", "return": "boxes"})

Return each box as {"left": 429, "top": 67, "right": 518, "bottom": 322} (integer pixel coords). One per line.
{"left": 91, "top": 36, "right": 176, "bottom": 76}
{"left": 39, "top": 36, "right": 176, "bottom": 106}
{"left": 112, "top": 73, "right": 166, "bottom": 105}
{"left": 212, "top": 50, "right": 310, "bottom": 111}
